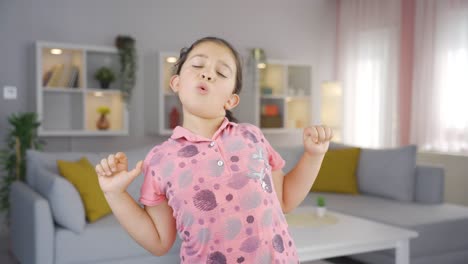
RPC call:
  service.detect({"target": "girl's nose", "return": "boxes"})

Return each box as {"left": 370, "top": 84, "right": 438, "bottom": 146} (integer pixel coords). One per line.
{"left": 201, "top": 73, "right": 213, "bottom": 81}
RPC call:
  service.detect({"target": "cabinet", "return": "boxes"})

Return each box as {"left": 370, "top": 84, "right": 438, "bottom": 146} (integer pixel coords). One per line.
{"left": 36, "top": 42, "right": 128, "bottom": 136}
{"left": 154, "top": 52, "right": 182, "bottom": 135}
{"left": 253, "top": 60, "right": 313, "bottom": 132}
{"left": 152, "top": 53, "right": 313, "bottom": 135}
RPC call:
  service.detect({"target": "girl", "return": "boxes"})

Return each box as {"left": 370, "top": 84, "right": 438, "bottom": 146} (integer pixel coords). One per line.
{"left": 95, "top": 36, "right": 333, "bottom": 264}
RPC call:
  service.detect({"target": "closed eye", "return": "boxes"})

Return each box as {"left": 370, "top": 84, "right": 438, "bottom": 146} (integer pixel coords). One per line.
{"left": 192, "top": 65, "right": 203, "bottom": 68}
{"left": 217, "top": 72, "right": 227, "bottom": 78}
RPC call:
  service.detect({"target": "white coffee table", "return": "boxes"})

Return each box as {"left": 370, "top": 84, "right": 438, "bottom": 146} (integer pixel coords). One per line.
{"left": 286, "top": 206, "right": 418, "bottom": 264}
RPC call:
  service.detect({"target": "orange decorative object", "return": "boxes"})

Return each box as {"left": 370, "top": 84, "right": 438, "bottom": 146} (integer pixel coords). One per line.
{"left": 262, "top": 104, "right": 279, "bottom": 116}
{"left": 169, "top": 107, "right": 180, "bottom": 129}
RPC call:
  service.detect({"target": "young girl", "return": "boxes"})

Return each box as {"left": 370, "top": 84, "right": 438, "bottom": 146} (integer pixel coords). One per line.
{"left": 95, "top": 36, "right": 333, "bottom": 264}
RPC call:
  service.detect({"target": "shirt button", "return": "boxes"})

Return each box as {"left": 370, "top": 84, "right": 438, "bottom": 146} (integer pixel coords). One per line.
{"left": 209, "top": 142, "right": 215, "bottom": 147}
{"left": 217, "top": 160, "right": 224, "bottom": 166}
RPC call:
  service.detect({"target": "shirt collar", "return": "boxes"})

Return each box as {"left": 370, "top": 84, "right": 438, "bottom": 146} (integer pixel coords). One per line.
{"left": 170, "top": 117, "right": 238, "bottom": 142}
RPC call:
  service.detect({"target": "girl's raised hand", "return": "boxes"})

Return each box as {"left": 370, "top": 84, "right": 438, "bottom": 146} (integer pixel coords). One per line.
{"left": 95, "top": 152, "right": 143, "bottom": 194}
{"left": 303, "top": 125, "right": 333, "bottom": 156}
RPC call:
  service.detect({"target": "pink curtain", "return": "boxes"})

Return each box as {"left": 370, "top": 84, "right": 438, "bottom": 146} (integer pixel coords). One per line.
{"left": 337, "top": 0, "right": 401, "bottom": 147}
{"left": 411, "top": 0, "right": 468, "bottom": 154}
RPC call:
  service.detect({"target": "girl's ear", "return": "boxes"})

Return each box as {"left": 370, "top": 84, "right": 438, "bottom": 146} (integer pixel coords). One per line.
{"left": 224, "top": 94, "right": 240, "bottom": 110}
{"left": 169, "top": 75, "right": 180, "bottom": 93}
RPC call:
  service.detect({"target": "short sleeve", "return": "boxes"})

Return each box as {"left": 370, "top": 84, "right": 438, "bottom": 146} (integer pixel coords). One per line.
{"left": 252, "top": 125, "right": 285, "bottom": 171}
{"left": 138, "top": 150, "right": 167, "bottom": 206}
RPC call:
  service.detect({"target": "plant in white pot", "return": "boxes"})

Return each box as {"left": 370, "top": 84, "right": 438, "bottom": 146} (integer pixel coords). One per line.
{"left": 316, "top": 196, "right": 327, "bottom": 217}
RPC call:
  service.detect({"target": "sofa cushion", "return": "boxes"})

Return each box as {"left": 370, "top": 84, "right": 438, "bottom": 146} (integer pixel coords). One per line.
{"left": 26, "top": 150, "right": 102, "bottom": 190}
{"left": 303, "top": 192, "right": 468, "bottom": 258}
{"left": 357, "top": 145, "right": 417, "bottom": 202}
{"left": 33, "top": 167, "right": 85, "bottom": 233}
{"left": 57, "top": 157, "right": 111, "bottom": 222}
{"left": 311, "top": 147, "right": 361, "bottom": 194}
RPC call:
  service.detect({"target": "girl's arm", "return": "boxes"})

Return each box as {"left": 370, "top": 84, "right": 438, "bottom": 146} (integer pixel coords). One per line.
{"left": 96, "top": 152, "right": 176, "bottom": 256}
{"left": 104, "top": 192, "right": 176, "bottom": 256}
{"left": 272, "top": 126, "right": 332, "bottom": 213}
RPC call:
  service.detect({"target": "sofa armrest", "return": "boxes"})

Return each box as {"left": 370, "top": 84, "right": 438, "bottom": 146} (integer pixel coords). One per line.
{"left": 414, "top": 164, "right": 444, "bottom": 204}
{"left": 10, "top": 181, "right": 54, "bottom": 264}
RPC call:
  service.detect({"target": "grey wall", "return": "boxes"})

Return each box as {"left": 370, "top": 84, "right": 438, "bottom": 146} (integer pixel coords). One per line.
{"left": 0, "top": 0, "right": 337, "bottom": 153}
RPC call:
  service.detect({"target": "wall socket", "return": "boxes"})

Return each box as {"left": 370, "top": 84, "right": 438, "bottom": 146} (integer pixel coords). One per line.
{"left": 3, "top": 86, "right": 17, "bottom": 100}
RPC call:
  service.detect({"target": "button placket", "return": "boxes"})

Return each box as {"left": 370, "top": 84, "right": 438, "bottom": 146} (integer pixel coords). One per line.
{"left": 210, "top": 141, "right": 225, "bottom": 168}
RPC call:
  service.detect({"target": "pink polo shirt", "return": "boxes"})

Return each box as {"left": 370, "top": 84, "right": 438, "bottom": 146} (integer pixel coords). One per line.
{"left": 139, "top": 118, "right": 299, "bottom": 264}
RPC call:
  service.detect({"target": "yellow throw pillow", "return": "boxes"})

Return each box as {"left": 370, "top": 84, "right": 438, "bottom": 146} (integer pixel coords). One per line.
{"left": 57, "top": 157, "right": 111, "bottom": 222}
{"left": 311, "top": 148, "right": 361, "bottom": 194}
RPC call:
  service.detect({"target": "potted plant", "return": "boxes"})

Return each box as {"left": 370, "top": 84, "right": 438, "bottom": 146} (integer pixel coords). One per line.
{"left": 115, "top": 35, "right": 137, "bottom": 104}
{"left": 96, "top": 106, "right": 111, "bottom": 130}
{"left": 94, "top": 67, "right": 115, "bottom": 89}
{"left": 0, "top": 112, "right": 44, "bottom": 212}
{"left": 316, "top": 196, "right": 327, "bottom": 217}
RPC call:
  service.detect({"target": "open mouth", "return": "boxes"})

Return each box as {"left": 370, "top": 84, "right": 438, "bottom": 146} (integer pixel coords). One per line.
{"left": 197, "top": 83, "right": 209, "bottom": 94}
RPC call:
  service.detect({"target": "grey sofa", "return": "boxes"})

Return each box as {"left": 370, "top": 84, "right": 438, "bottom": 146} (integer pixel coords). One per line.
{"left": 11, "top": 146, "right": 181, "bottom": 264}
{"left": 278, "top": 144, "right": 468, "bottom": 264}
{"left": 9, "top": 143, "right": 468, "bottom": 264}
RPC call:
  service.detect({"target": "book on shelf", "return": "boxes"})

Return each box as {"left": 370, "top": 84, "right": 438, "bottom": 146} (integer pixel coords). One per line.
{"left": 46, "top": 64, "right": 64, "bottom": 87}
{"left": 42, "top": 70, "right": 53, "bottom": 86}
{"left": 58, "top": 65, "right": 72, "bottom": 87}
{"left": 67, "top": 66, "right": 79, "bottom": 88}
{"left": 72, "top": 70, "right": 80, "bottom": 88}
{"left": 43, "top": 64, "right": 80, "bottom": 88}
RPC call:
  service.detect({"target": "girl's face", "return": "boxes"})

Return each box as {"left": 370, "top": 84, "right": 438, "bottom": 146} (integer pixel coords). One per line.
{"left": 170, "top": 41, "right": 239, "bottom": 120}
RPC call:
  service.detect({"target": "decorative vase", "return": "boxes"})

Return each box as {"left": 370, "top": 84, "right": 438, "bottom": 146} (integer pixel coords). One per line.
{"left": 316, "top": 206, "right": 327, "bottom": 218}
{"left": 96, "top": 114, "right": 110, "bottom": 130}
{"left": 169, "top": 107, "right": 180, "bottom": 129}
{"left": 99, "top": 81, "right": 110, "bottom": 89}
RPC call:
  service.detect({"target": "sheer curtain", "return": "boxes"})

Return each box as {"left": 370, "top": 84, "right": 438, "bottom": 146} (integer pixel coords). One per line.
{"left": 337, "top": 0, "right": 401, "bottom": 148}
{"left": 411, "top": 0, "right": 468, "bottom": 154}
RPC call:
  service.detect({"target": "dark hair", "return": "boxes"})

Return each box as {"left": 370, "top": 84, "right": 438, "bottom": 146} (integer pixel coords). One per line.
{"left": 173, "top": 36, "right": 242, "bottom": 122}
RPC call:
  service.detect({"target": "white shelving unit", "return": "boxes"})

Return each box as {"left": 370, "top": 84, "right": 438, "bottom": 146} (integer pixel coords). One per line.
{"left": 36, "top": 41, "right": 129, "bottom": 136}
{"left": 151, "top": 52, "right": 181, "bottom": 135}
{"left": 151, "top": 53, "right": 314, "bottom": 135}
{"left": 252, "top": 60, "right": 313, "bottom": 132}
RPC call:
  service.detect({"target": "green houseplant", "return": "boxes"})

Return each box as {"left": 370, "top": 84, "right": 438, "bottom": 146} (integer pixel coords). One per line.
{"left": 94, "top": 67, "right": 116, "bottom": 89}
{"left": 316, "top": 196, "right": 326, "bottom": 217}
{"left": 0, "top": 112, "right": 44, "bottom": 211}
{"left": 115, "top": 35, "right": 137, "bottom": 104}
